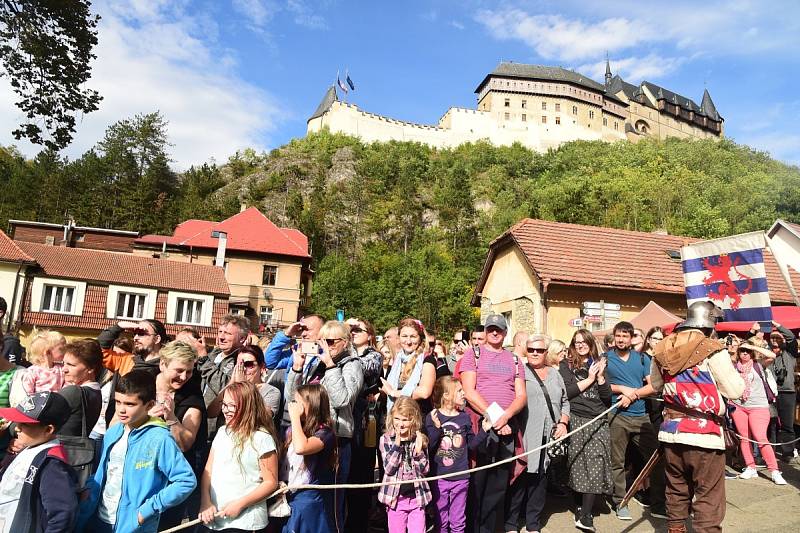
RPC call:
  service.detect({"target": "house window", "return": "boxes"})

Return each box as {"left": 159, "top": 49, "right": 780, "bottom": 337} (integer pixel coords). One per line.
{"left": 541, "top": 115, "right": 547, "bottom": 124}
{"left": 116, "top": 292, "right": 147, "bottom": 319}
{"left": 572, "top": 105, "right": 578, "bottom": 115}
{"left": 260, "top": 306, "right": 274, "bottom": 325}
{"left": 555, "top": 103, "right": 560, "bottom": 112}
{"left": 541, "top": 101, "right": 547, "bottom": 110}
{"left": 41, "top": 285, "right": 75, "bottom": 314}
{"left": 521, "top": 100, "right": 527, "bottom": 109}
{"left": 175, "top": 298, "right": 204, "bottom": 325}
{"left": 555, "top": 116, "right": 561, "bottom": 125}
{"left": 504, "top": 98, "right": 510, "bottom": 107}
{"left": 262, "top": 265, "right": 277, "bottom": 286}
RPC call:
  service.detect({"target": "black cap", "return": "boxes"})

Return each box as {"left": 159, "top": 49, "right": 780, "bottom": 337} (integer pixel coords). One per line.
{"left": 0, "top": 391, "right": 70, "bottom": 430}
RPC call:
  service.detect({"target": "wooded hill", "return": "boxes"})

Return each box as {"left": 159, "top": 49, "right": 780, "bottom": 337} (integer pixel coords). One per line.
{"left": 2, "top": 113, "right": 799, "bottom": 333}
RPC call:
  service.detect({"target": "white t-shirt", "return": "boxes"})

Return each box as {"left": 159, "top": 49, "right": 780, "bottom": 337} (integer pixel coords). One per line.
{"left": 0, "top": 440, "right": 58, "bottom": 533}
{"left": 98, "top": 427, "right": 131, "bottom": 524}
{"left": 208, "top": 427, "right": 276, "bottom": 531}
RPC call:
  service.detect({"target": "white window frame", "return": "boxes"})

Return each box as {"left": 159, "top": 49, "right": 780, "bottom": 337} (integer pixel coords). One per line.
{"left": 174, "top": 297, "right": 205, "bottom": 325}
{"left": 106, "top": 285, "right": 157, "bottom": 320}
{"left": 30, "top": 278, "right": 87, "bottom": 315}
{"left": 259, "top": 305, "right": 274, "bottom": 325}
{"left": 166, "top": 291, "right": 214, "bottom": 327}
{"left": 115, "top": 291, "right": 148, "bottom": 320}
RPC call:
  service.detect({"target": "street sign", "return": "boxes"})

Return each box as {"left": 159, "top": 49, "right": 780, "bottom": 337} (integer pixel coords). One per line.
{"left": 584, "top": 316, "right": 603, "bottom": 323}
{"left": 569, "top": 318, "right": 583, "bottom": 327}
{"left": 583, "top": 301, "right": 621, "bottom": 311}
{"left": 582, "top": 309, "right": 621, "bottom": 318}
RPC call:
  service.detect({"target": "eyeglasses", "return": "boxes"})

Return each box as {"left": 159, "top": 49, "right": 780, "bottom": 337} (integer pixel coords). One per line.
{"left": 574, "top": 340, "right": 589, "bottom": 346}
{"left": 240, "top": 360, "right": 258, "bottom": 369}
{"left": 632, "top": 334, "right": 643, "bottom": 339}
{"left": 650, "top": 336, "right": 664, "bottom": 341}
{"left": 527, "top": 348, "right": 547, "bottom": 354}
{"left": 134, "top": 328, "right": 154, "bottom": 337}
{"left": 220, "top": 402, "right": 237, "bottom": 412}
{"left": 324, "top": 338, "right": 344, "bottom": 346}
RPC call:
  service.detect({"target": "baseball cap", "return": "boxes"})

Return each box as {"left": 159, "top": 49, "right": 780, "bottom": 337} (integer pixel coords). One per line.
{"left": 484, "top": 313, "right": 508, "bottom": 331}
{"left": 0, "top": 391, "right": 70, "bottom": 429}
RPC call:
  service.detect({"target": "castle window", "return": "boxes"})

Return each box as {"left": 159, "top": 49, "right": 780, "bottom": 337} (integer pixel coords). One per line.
{"left": 572, "top": 105, "right": 578, "bottom": 115}
{"left": 555, "top": 103, "right": 560, "bottom": 112}
{"left": 541, "top": 102, "right": 547, "bottom": 110}
{"left": 521, "top": 114, "right": 527, "bottom": 122}
{"left": 541, "top": 115, "right": 547, "bottom": 124}
{"left": 614, "top": 121, "right": 619, "bottom": 130}
{"left": 589, "top": 110, "right": 595, "bottom": 119}
{"left": 555, "top": 116, "right": 561, "bottom": 125}
{"left": 504, "top": 112, "right": 510, "bottom": 120}
{"left": 504, "top": 98, "right": 510, "bottom": 108}
{"left": 521, "top": 100, "right": 527, "bottom": 109}
{"left": 603, "top": 117, "right": 608, "bottom": 126}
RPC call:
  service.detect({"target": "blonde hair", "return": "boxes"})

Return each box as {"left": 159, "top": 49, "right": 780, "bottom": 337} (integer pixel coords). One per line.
{"left": 546, "top": 339, "right": 566, "bottom": 367}
{"left": 28, "top": 329, "right": 66, "bottom": 367}
{"left": 318, "top": 321, "right": 351, "bottom": 345}
{"left": 432, "top": 375, "right": 459, "bottom": 409}
{"left": 397, "top": 318, "right": 425, "bottom": 383}
{"left": 159, "top": 340, "right": 198, "bottom": 366}
{"left": 385, "top": 396, "right": 424, "bottom": 437}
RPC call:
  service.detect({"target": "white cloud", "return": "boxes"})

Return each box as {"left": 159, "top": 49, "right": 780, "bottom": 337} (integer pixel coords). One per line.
{"left": 0, "top": 0, "right": 283, "bottom": 170}
{"left": 578, "top": 54, "right": 684, "bottom": 82}
{"left": 735, "top": 133, "right": 800, "bottom": 167}
{"left": 287, "top": 0, "right": 327, "bottom": 29}
{"left": 450, "top": 20, "right": 465, "bottom": 30}
{"left": 232, "top": 0, "right": 278, "bottom": 31}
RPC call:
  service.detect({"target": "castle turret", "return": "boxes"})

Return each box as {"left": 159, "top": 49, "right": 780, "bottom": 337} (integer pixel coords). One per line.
{"left": 605, "top": 58, "right": 612, "bottom": 87}
{"left": 700, "top": 89, "right": 721, "bottom": 121}
{"left": 308, "top": 85, "right": 338, "bottom": 123}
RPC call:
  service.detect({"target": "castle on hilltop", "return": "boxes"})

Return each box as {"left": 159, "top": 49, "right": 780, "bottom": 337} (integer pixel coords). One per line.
{"left": 306, "top": 61, "right": 723, "bottom": 151}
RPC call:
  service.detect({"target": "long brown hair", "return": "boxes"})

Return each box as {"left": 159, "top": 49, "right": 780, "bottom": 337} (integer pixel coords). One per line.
{"left": 397, "top": 317, "right": 425, "bottom": 384}
{"left": 222, "top": 381, "right": 278, "bottom": 465}
{"left": 568, "top": 328, "right": 599, "bottom": 369}
{"left": 290, "top": 383, "right": 336, "bottom": 467}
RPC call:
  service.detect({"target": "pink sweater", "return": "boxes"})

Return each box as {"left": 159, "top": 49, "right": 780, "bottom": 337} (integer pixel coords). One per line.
{"left": 22, "top": 365, "right": 65, "bottom": 395}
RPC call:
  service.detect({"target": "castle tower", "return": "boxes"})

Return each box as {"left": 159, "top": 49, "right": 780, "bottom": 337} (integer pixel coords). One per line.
{"left": 605, "top": 57, "right": 612, "bottom": 87}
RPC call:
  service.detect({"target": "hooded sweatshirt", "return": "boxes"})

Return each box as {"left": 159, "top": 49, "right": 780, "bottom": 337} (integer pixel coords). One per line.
{"left": 78, "top": 417, "right": 196, "bottom": 533}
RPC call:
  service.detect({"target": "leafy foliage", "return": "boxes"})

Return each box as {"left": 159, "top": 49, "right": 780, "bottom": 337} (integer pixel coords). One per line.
{"left": 0, "top": 0, "right": 102, "bottom": 150}
{"left": 3, "top": 126, "right": 800, "bottom": 334}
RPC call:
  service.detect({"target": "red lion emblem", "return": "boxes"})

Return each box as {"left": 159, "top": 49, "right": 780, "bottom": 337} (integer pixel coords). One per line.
{"left": 702, "top": 254, "right": 753, "bottom": 310}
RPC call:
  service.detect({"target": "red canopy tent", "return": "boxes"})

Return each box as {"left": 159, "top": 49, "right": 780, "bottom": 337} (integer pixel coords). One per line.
{"left": 662, "top": 306, "right": 800, "bottom": 335}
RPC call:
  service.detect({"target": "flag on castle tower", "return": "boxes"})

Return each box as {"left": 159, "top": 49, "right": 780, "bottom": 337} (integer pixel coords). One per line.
{"left": 346, "top": 71, "right": 355, "bottom": 91}
{"left": 337, "top": 72, "right": 348, "bottom": 94}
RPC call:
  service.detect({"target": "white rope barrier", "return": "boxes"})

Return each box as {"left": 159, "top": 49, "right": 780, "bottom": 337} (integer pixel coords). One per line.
{"left": 158, "top": 400, "right": 623, "bottom": 533}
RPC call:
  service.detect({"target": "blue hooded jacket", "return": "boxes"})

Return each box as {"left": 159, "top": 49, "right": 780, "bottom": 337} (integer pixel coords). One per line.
{"left": 77, "top": 417, "right": 196, "bottom": 533}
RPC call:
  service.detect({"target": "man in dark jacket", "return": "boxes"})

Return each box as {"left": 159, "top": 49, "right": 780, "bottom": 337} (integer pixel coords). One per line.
{"left": 0, "top": 391, "right": 78, "bottom": 532}
{"left": 768, "top": 320, "right": 799, "bottom": 462}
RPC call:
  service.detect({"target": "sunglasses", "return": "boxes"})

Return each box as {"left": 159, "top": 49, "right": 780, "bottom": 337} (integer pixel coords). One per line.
{"left": 527, "top": 348, "right": 547, "bottom": 354}
{"left": 134, "top": 328, "right": 154, "bottom": 337}
{"left": 350, "top": 327, "right": 364, "bottom": 334}
{"left": 324, "top": 338, "right": 344, "bottom": 346}
{"left": 650, "top": 336, "right": 664, "bottom": 341}
{"left": 240, "top": 360, "right": 258, "bottom": 369}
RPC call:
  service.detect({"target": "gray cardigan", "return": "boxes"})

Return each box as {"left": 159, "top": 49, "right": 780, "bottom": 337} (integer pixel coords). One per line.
{"left": 520, "top": 364, "right": 570, "bottom": 473}
{"left": 286, "top": 346, "right": 364, "bottom": 438}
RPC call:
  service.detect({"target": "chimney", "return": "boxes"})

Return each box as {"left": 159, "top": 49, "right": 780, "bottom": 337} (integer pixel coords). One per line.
{"left": 211, "top": 230, "right": 227, "bottom": 267}
{"left": 240, "top": 203, "right": 247, "bottom": 213}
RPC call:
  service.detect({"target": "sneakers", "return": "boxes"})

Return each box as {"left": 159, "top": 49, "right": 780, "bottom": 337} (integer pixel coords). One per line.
{"left": 616, "top": 506, "right": 632, "bottom": 521}
{"left": 772, "top": 471, "right": 788, "bottom": 485}
{"left": 739, "top": 466, "right": 758, "bottom": 479}
{"left": 575, "top": 513, "right": 596, "bottom": 532}
{"left": 633, "top": 490, "right": 651, "bottom": 507}
{"left": 724, "top": 471, "right": 739, "bottom": 480}
{"left": 650, "top": 504, "right": 668, "bottom": 519}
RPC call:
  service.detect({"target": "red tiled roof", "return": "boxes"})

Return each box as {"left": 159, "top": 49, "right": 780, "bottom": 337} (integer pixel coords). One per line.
{"left": 0, "top": 229, "right": 35, "bottom": 263}
{"left": 135, "top": 208, "right": 310, "bottom": 259}
{"left": 17, "top": 241, "right": 229, "bottom": 295}
{"left": 22, "top": 286, "right": 227, "bottom": 340}
{"left": 475, "top": 218, "right": 800, "bottom": 304}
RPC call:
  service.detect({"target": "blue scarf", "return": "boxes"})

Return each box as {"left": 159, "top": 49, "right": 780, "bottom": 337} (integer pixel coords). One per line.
{"left": 386, "top": 349, "right": 425, "bottom": 412}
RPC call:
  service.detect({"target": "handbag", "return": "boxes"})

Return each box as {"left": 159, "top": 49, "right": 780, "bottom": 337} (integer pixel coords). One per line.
{"left": 267, "top": 481, "right": 291, "bottom": 518}
{"left": 530, "top": 367, "right": 568, "bottom": 460}
{"left": 58, "top": 386, "right": 96, "bottom": 488}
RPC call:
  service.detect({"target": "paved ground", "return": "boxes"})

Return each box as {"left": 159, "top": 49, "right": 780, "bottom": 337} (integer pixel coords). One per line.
{"left": 522, "top": 463, "right": 800, "bottom": 532}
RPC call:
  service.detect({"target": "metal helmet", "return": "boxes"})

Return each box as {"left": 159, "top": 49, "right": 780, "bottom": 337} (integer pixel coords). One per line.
{"left": 676, "top": 301, "right": 724, "bottom": 331}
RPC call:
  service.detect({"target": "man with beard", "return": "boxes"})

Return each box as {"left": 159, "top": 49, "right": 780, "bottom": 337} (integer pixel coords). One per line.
{"left": 97, "top": 319, "right": 166, "bottom": 376}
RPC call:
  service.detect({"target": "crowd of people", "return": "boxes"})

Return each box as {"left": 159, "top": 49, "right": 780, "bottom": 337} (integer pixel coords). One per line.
{"left": 0, "top": 302, "right": 796, "bottom": 533}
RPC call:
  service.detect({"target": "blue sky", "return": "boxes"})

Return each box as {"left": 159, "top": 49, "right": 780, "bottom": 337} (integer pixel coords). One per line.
{"left": 1, "top": 0, "right": 798, "bottom": 168}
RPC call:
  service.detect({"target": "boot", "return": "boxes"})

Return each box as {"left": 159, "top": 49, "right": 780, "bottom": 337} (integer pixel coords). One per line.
{"left": 667, "top": 521, "right": 687, "bottom": 533}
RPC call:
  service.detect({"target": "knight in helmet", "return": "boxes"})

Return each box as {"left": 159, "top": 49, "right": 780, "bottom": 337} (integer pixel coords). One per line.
{"left": 649, "top": 301, "right": 745, "bottom": 533}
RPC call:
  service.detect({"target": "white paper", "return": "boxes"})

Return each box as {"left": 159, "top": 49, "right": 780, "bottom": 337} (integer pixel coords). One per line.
{"left": 486, "top": 402, "right": 505, "bottom": 425}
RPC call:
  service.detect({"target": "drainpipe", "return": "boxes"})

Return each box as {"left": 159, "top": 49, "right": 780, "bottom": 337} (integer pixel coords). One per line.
{"left": 13, "top": 266, "right": 32, "bottom": 333}
{"left": 5, "top": 262, "right": 25, "bottom": 331}
{"left": 540, "top": 280, "right": 550, "bottom": 333}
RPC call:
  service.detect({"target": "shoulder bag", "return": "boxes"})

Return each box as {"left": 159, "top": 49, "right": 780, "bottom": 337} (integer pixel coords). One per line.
{"left": 530, "top": 367, "right": 568, "bottom": 460}
{"left": 58, "top": 386, "right": 97, "bottom": 488}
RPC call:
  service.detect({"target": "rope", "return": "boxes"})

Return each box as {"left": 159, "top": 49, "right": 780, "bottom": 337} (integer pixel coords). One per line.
{"left": 158, "top": 401, "right": 623, "bottom": 533}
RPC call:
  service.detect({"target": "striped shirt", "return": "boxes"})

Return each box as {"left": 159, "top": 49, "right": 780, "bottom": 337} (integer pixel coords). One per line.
{"left": 459, "top": 347, "right": 523, "bottom": 410}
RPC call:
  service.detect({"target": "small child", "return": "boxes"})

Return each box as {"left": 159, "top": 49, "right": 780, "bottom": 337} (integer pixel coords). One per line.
{"left": 21, "top": 329, "right": 66, "bottom": 396}
{"left": 0, "top": 391, "right": 77, "bottom": 531}
{"left": 425, "top": 376, "right": 491, "bottom": 533}
{"left": 282, "top": 383, "right": 336, "bottom": 533}
{"left": 379, "top": 397, "right": 430, "bottom": 533}
{"left": 199, "top": 381, "right": 279, "bottom": 532}
{"left": 79, "top": 369, "right": 196, "bottom": 533}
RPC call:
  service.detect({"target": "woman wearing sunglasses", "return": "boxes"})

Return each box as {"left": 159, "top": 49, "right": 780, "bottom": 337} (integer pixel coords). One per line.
{"left": 286, "top": 320, "right": 365, "bottom": 532}
{"left": 208, "top": 345, "right": 281, "bottom": 418}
